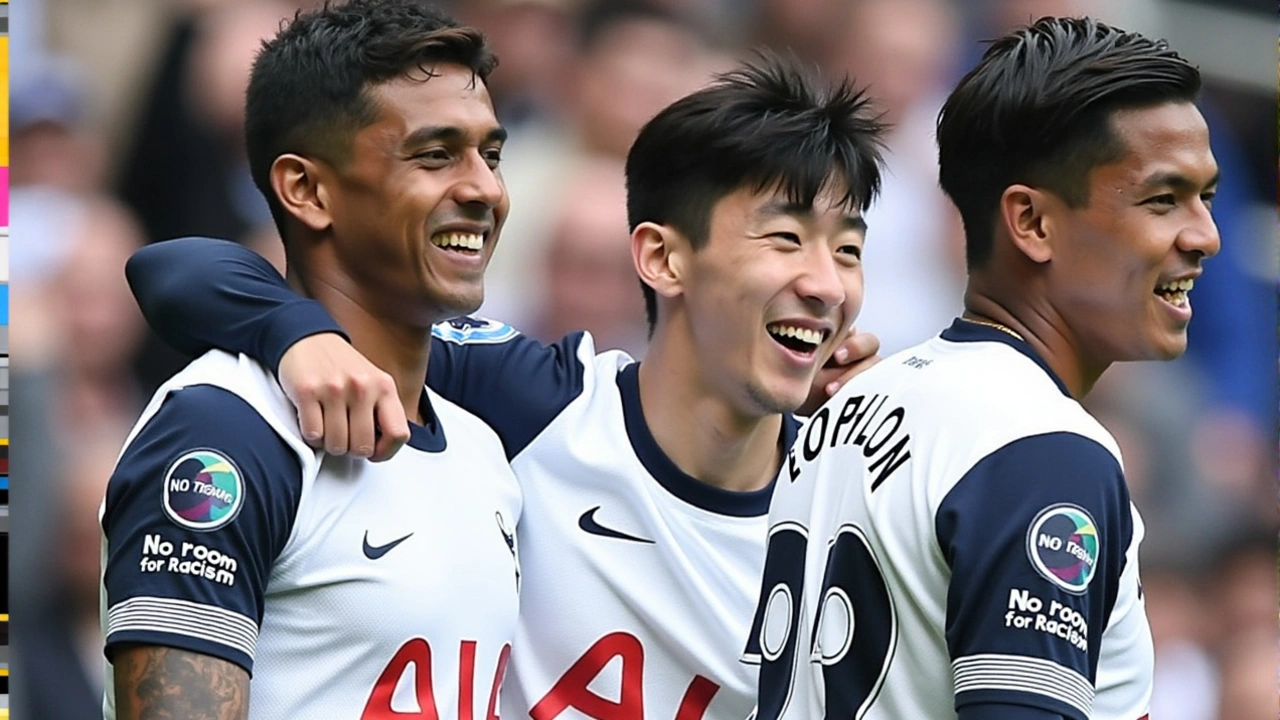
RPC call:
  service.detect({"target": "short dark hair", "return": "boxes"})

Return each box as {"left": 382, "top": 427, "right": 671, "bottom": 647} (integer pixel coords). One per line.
{"left": 625, "top": 51, "right": 887, "bottom": 333}
{"left": 245, "top": 0, "right": 498, "bottom": 236}
{"left": 937, "top": 16, "right": 1200, "bottom": 269}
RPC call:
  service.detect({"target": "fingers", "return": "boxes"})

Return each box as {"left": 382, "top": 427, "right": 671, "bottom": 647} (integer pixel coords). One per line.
{"left": 371, "top": 382, "right": 410, "bottom": 463}
{"left": 824, "top": 354, "right": 881, "bottom": 397}
{"left": 830, "top": 328, "right": 880, "bottom": 367}
{"left": 806, "top": 329, "right": 883, "bottom": 412}
{"left": 346, "top": 380, "right": 381, "bottom": 460}
{"left": 318, "top": 384, "right": 352, "bottom": 457}
{"left": 278, "top": 334, "right": 408, "bottom": 461}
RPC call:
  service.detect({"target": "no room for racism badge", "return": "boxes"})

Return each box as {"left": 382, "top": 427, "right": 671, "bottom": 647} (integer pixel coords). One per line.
{"left": 1025, "top": 504, "right": 1100, "bottom": 595}
{"left": 162, "top": 449, "right": 245, "bottom": 531}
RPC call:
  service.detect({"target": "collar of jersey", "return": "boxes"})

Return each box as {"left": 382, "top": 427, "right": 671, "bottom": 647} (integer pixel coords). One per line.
{"left": 616, "top": 363, "right": 795, "bottom": 517}
{"left": 940, "top": 318, "right": 1071, "bottom": 397}
{"left": 406, "top": 390, "right": 447, "bottom": 452}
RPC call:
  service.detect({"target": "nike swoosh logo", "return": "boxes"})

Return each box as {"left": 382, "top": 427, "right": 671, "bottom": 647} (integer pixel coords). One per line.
{"left": 363, "top": 531, "right": 414, "bottom": 559}
{"left": 578, "top": 506, "right": 654, "bottom": 544}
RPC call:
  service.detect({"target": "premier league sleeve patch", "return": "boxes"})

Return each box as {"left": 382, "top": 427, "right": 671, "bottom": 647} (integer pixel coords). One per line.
{"left": 1025, "top": 503, "right": 1099, "bottom": 595}
{"left": 162, "top": 449, "right": 246, "bottom": 531}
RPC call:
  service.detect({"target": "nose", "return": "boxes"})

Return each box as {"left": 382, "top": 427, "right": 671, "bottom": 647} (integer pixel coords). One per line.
{"left": 454, "top": 151, "right": 505, "bottom": 208}
{"left": 1178, "top": 200, "right": 1221, "bottom": 260}
{"left": 795, "top": 247, "right": 846, "bottom": 311}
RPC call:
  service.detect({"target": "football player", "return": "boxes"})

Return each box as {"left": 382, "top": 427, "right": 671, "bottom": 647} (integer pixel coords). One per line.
{"left": 100, "top": 3, "right": 520, "bottom": 718}
{"left": 748, "top": 17, "right": 1217, "bottom": 720}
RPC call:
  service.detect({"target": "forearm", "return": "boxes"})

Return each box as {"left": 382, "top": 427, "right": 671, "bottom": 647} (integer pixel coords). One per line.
{"left": 113, "top": 645, "right": 250, "bottom": 720}
{"left": 126, "top": 237, "right": 346, "bottom": 372}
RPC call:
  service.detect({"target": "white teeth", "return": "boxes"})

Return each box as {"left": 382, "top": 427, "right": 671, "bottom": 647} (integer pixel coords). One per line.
{"left": 767, "top": 323, "right": 824, "bottom": 347}
{"left": 1155, "top": 278, "right": 1194, "bottom": 293}
{"left": 1155, "top": 278, "right": 1192, "bottom": 308}
{"left": 430, "top": 232, "right": 484, "bottom": 250}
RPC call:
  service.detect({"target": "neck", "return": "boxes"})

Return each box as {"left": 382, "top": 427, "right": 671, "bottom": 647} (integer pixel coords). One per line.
{"left": 962, "top": 284, "right": 1106, "bottom": 399}
{"left": 289, "top": 268, "right": 430, "bottom": 424}
{"left": 638, "top": 326, "right": 785, "bottom": 492}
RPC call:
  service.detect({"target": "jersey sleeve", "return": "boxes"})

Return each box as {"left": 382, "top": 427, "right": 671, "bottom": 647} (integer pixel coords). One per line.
{"left": 428, "top": 318, "right": 590, "bottom": 458}
{"left": 934, "top": 431, "right": 1132, "bottom": 720}
{"left": 101, "top": 384, "right": 303, "bottom": 673}
{"left": 126, "top": 237, "right": 347, "bottom": 373}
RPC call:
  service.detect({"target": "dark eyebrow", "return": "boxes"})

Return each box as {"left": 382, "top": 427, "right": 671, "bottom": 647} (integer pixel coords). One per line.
{"left": 757, "top": 200, "right": 868, "bottom": 233}
{"left": 402, "top": 125, "right": 508, "bottom": 151}
{"left": 1140, "top": 169, "right": 1221, "bottom": 193}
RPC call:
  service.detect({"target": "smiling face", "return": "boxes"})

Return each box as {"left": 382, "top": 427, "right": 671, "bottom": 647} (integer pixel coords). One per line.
{"left": 679, "top": 184, "right": 865, "bottom": 415}
{"left": 1047, "top": 101, "right": 1219, "bottom": 365}
{"left": 318, "top": 63, "right": 509, "bottom": 326}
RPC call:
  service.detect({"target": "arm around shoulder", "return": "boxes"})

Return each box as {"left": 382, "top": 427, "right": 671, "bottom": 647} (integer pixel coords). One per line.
{"left": 125, "top": 237, "right": 347, "bottom": 371}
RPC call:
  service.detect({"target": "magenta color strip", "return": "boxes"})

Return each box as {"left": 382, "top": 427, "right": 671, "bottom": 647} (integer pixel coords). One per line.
{"left": 0, "top": 167, "right": 8, "bottom": 227}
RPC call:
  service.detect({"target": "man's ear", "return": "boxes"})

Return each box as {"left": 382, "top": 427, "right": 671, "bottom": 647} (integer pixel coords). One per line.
{"left": 270, "top": 153, "right": 333, "bottom": 233}
{"left": 632, "top": 221, "right": 690, "bottom": 301}
{"left": 998, "top": 184, "right": 1057, "bottom": 264}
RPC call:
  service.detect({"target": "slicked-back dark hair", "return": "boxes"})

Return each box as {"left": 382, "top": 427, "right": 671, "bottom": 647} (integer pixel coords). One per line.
{"left": 246, "top": 0, "right": 498, "bottom": 236}
{"left": 937, "top": 16, "right": 1200, "bottom": 270}
{"left": 626, "top": 51, "right": 887, "bottom": 333}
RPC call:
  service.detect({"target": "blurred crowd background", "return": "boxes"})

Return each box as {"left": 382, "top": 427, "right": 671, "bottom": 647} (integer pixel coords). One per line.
{"left": 7, "top": 0, "right": 1276, "bottom": 717}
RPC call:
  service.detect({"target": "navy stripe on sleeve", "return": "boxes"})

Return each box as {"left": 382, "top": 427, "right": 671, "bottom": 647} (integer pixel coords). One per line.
{"left": 102, "top": 384, "right": 303, "bottom": 673}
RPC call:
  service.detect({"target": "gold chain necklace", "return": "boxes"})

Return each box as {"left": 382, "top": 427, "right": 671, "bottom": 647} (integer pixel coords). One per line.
{"left": 961, "top": 316, "right": 1025, "bottom": 342}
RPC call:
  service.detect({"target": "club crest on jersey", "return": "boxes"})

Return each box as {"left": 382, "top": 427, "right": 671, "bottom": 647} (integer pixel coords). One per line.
{"left": 1025, "top": 504, "right": 1099, "bottom": 594}
{"left": 161, "top": 449, "right": 245, "bottom": 531}
{"left": 432, "top": 316, "right": 519, "bottom": 345}
{"left": 495, "top": 511, "right": 520, "bottom": 590}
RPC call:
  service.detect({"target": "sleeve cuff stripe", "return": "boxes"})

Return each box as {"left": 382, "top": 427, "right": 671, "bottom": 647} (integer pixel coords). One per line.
{"left": 107, "top": 597, "right": 258, "bottom": 659}
{"left": 954, "top": 654, "right": 1092, "bottom": 714}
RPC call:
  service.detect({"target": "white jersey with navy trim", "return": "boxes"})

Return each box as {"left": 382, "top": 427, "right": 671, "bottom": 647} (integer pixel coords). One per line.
{"left": 746, "top": 320, "right": 1152, "bottom": 720}
{"left": 428, "top": 319, "right": 796, "bottom": 720}
{"left": 101, "top": 350, "right": 521, "bottom": 719}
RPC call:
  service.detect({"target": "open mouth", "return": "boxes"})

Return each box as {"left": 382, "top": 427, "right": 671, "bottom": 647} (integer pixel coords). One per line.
{"left": 1154, "top": 277, "right": 1193, "bottom": 308}
{"left": 429, "top": 231, "right": 485, "bottom": 253}
{"left": 766, "top": 322, "right": 828, "bottom": 356}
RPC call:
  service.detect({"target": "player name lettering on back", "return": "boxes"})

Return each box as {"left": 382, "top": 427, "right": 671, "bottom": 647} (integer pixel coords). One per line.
{"left": 138, "top": 532, "right": 239, "bottom": 587}
{"left": 789, "top": 393, "right": 911, "bottom": 491}
{"left": 1004, "top": 588, "right": 1088, "bottom": 652}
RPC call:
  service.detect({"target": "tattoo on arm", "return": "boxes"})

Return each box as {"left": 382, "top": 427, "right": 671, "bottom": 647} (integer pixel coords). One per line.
{"left": 113, "top": 645, "right": 250, "bottom": 720}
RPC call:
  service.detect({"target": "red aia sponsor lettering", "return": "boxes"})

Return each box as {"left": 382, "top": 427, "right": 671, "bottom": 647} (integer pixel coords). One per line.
{"left": 362, "top": 639, "right": 511, "bottom": 719}
{"left": 530, "top": 632, "right": 721, "bottom": 720}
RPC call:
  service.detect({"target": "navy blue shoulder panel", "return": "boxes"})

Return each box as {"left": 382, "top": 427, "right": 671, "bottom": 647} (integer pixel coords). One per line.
{"left": 936, "top": 431, "right": 1132, "bottom": 719}
{"left": 427, "top": 319, "right": 589, "bottom": 459}
{"left": 127, "top": 237, "right": 346, "bottom": 373}
{"left": 102, "top": 384, "right": 303, "bottom": 673}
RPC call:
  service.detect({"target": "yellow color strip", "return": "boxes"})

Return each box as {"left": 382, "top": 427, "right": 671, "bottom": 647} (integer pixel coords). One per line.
{"left": 0, "top": 36, "right": 8, "bottom": 166}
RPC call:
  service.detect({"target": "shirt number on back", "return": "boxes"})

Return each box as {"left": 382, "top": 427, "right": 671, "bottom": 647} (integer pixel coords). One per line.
{"left": 744, "top": 522, "right": 897, "bottom": 720}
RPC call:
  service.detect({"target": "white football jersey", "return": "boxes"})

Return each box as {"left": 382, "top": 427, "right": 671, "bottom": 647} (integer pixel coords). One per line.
{"left": 427, "top": 319, "right": 796, "bottom": 720}
{"left": 747, "top": 320, "right": 1152, "bottom": 720}
{"left": 102, "top": 350, "right": 521, "bottom": 719}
